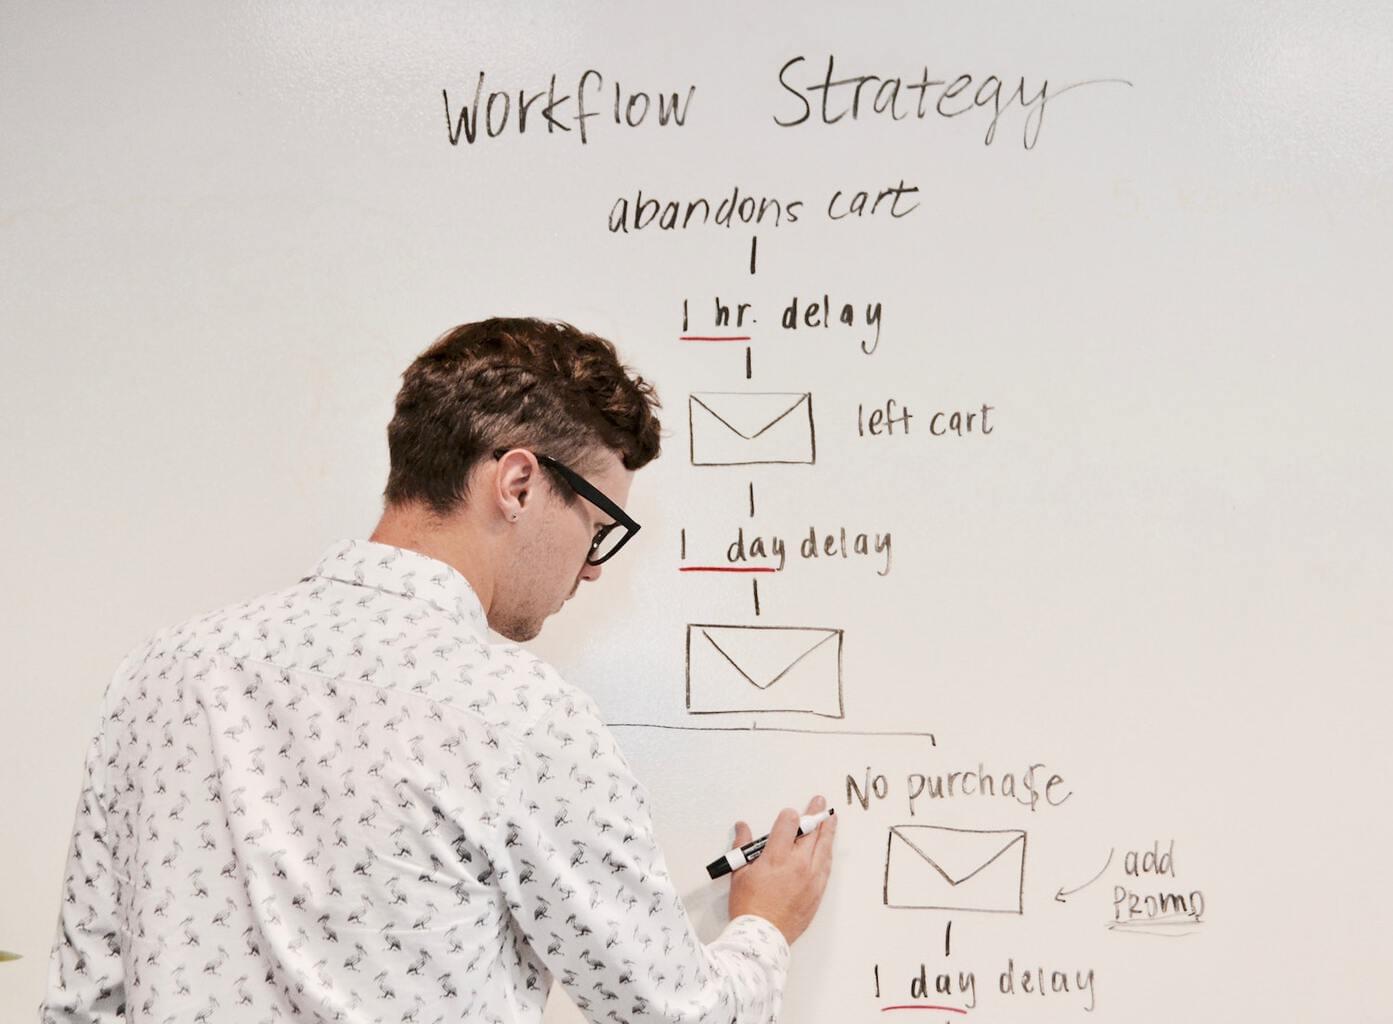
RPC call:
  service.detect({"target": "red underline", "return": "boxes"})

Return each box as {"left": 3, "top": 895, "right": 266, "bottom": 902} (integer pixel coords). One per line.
{"left": 679, "top": 335, "right": 751, "bottom": 342}
{"left": 678, "top": 566, "right": 778, "bottom": 573}
{"left": 881, "top": 1007, "right": 967, "bottom": 1014}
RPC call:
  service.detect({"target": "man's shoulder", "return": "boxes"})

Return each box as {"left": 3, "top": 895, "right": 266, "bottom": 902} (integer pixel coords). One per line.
{"left": 480, "top": 642, "right": 640, "bottom": 801}
{"left": 479, "top": 639, "right": 604, "bottom": 736}
{"left": 107, "top": 579, "right": 315, "bottom": 685}
{"left": 102, "top": 571, "right": 609, "bottom": 743}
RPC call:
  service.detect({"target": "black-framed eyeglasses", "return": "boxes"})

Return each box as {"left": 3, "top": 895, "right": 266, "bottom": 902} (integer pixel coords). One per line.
{"left": 492, "top": 449, "right": 640, "bottom": 565}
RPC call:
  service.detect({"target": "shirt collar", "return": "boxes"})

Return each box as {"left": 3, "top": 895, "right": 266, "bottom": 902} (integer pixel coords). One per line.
{"left": 304, "top": 539, "right": 490, "bottom": 637}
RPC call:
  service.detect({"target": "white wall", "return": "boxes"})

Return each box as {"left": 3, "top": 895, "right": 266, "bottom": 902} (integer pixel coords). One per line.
{"left": 3, "top": 2, "right": 1390, "bottom": 1020}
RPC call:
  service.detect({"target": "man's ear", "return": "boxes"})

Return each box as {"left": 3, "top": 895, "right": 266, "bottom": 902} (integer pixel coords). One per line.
{"left": 493, "top": 449, "right": 539, "bottom": 522}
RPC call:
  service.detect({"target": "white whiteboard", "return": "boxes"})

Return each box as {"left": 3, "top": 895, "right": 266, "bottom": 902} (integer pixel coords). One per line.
{"left": 3, "top": 2, "right": 1391, "bottom": 1021}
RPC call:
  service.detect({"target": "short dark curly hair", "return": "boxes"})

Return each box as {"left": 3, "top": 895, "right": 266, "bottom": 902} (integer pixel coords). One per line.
{"left": 383, "top": 318, "right": 662, "bottom": 515}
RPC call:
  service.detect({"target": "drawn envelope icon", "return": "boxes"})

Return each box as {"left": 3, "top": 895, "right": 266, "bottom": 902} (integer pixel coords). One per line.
{"left": 686, "top": 624, "right": 843, "bottom": 718}
{"left": 688, "top": 392, "right": 815, "bottom": 465}
{"left": 883, "top": 825, "right": 1027, "bottom": 914}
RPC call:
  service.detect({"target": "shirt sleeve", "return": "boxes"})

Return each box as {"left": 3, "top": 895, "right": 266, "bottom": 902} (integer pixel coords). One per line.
{"left": 490, "top": 693, "right": 791, "bottom": 1024}
{"left": 39, "top": 715, "right": 127, "bottom": 1023}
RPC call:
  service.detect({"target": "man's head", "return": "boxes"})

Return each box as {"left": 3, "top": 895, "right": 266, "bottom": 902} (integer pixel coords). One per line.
{"left": 378, "top": 317, "right": 661, "bottom": 640}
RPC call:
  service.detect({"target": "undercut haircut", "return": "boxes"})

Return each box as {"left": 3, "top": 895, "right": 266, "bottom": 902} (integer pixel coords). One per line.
{"left": 383, "top": 317, "right": 662, "bottom": 516}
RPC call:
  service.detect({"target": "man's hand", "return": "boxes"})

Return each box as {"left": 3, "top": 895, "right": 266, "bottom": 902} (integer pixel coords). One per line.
{"left": 728, "top": 794, "right": 837, "bottom": 945}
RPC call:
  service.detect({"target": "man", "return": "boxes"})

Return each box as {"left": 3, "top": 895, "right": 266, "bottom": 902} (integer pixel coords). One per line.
{"left": 40, "top": 317, "right": 836, "bottom": 1023}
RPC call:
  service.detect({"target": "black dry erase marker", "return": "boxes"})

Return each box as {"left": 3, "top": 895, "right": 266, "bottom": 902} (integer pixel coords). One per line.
{"left": 706, "top": 809, "right": 834, "bottom": 879}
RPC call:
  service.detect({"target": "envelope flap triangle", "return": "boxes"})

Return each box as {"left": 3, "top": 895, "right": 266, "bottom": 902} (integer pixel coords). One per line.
{"left": 691, "top": 393, "right": 808, "bottom": 440}
{"left": 699, "top": 627, "right": 837, "bottom": 689}
{"left": 893, "top": 826, "right": 1023, "bottom": 885}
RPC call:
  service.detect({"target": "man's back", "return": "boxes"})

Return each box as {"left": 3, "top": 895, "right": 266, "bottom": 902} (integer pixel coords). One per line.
{"left": 41, "top": 540, "right": 789, "bottom": 1023}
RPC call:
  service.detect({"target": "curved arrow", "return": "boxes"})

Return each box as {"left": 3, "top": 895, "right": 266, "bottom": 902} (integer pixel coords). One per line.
{"left": 1055, "top": 847, "right": 1115, "bottom": 903}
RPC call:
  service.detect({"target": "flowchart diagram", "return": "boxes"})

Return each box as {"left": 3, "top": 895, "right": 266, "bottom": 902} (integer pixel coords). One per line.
{"left": 634, "top": 228, "right": 1211, "bottom": 1021}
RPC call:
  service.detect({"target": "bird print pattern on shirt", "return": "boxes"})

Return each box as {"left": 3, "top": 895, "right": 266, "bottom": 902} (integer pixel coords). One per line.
{"left": 41, "top": 539, "right": 789, "bottom": 1024}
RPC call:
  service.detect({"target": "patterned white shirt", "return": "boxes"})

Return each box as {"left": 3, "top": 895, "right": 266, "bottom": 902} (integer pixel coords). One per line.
{"left": 40, "top": 539, "right": 789, "bottom": 1023}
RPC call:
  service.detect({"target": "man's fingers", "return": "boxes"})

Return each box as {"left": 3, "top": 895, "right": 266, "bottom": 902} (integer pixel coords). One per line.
{"left": 733, "top": 820, "right": 752, "bottom": 847}
{"left": 795, "top": 795, "right": 831, "bottom": 861}
{"left": 765, "top": 807, "right": 801, "bottom": 855}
